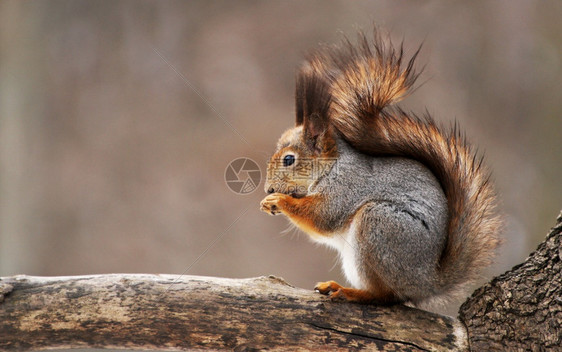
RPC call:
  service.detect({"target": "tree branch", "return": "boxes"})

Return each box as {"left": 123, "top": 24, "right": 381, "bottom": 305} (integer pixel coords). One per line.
{"left": 0, "top": 274, "right": 466, "bottom": 351}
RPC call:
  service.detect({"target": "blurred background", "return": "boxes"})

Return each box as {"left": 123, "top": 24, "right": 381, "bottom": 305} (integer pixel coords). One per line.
{"left": 1, "top": 0, "right": 561, "bottom": 316}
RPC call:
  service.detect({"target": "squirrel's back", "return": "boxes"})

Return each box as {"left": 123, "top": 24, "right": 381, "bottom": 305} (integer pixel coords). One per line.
{"left": 307, "top": 29, "right": 502, "bottom": 300}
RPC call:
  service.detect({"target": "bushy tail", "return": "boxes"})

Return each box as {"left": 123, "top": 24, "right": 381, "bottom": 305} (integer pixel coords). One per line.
{"left": 307, "top": 29, "right": 502, "bottom": 295}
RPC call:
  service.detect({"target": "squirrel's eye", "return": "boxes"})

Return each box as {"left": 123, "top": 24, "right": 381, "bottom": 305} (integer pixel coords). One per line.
{"left": 283, "top": 154, "right": 295, "bottom": 167}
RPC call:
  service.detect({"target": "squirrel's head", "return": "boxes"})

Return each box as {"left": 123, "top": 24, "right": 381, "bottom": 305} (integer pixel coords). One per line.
{"left": 264, "top": 123, "right": 337, "bottom": 198}
{"left": 264, "top": 66, "right": 337, "bottom": 197}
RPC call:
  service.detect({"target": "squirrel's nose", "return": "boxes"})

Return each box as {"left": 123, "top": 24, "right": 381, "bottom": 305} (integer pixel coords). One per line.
{"left": 267, "top": 187, "right": 275, "bottom": 194}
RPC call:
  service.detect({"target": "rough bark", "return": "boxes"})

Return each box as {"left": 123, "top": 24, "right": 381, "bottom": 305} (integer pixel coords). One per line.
{"left": 0, "top": 274, "right": 466, "bottom": 351}
{"left": 459, "top": 211, "right": 562, "bottom": 351}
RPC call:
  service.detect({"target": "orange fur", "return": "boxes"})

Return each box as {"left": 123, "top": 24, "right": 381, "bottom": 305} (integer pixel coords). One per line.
{"left": 279, "top": 194, "right": 332, "bottom": 238}
{"left": 315, "top": 279, "right": 397, "bottom": 304}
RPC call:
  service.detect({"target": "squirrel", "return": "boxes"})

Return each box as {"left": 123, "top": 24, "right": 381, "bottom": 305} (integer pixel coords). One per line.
{"left": 260, "top": 29, "right": 502, "bottom": 306}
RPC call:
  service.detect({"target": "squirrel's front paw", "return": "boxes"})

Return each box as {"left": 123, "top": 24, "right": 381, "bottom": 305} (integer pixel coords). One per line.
{"left": 260, "top": 193, "right": 287, "bottom": 215}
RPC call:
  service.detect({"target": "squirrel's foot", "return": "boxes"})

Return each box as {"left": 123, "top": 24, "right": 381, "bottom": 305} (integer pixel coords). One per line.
{"left": 314, "top": 280, "right": 343, "bottom": 295}
{"left": 315, "top": 281, "right": 381, "bottom": 304}
{"left": 260, "top": 193, "right": 287, "bottom": 215}
{"left": 315, "top": 281, "right": 348, "bottom": 302}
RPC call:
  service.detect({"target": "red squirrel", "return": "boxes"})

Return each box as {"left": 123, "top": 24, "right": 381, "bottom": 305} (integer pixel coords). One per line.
{"left": 260, "top": 29, "right": 502, "bottom": 306}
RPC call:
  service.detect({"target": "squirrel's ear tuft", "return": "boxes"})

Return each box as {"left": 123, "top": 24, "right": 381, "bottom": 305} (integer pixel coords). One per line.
{"left": 295, "top": 62, "right": 332, "bottom": 148}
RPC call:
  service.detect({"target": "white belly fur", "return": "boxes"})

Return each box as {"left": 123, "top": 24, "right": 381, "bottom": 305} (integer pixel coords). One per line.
{"left": 309, "top": 219, "right": 365, "bottom": 290}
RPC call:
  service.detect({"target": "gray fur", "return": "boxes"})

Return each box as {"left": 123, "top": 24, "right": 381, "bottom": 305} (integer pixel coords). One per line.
{"left": 312, "top": 137, "right": 448, "bottom": 302}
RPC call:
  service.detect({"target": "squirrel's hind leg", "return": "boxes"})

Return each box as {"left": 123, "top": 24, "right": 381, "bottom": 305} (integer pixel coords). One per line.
{"left": 314, "top": 281, "right": 398, "bottom": 305}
